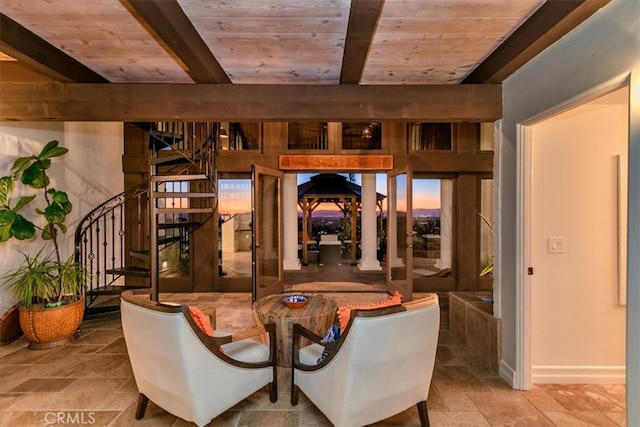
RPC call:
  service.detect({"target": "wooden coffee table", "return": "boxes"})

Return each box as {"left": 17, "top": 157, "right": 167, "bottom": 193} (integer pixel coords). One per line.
{"left": 253, "top": 294, "right": 338, "bottom": 367}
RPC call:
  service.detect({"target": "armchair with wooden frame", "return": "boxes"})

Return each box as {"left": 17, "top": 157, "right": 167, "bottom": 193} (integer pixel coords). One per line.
{"left": 291, "top": 295, "right": 440, "bottom": 427}
{"left": 120, "top": 290, "right": 278, "bottom": 427}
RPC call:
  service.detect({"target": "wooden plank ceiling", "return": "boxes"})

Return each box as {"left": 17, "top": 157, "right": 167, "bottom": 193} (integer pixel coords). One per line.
{"left": 0, "top": 0, "right": 609, "bottom": 86}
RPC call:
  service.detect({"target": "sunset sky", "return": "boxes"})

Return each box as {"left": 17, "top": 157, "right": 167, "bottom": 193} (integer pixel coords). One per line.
{"left": 217, "top": 174, "right": 442, "bottom": 214}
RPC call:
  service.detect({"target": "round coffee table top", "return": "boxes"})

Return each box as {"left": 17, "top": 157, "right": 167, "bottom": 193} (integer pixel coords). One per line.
{"left": 253, "top": 294, "right": 337, "bottom": 320}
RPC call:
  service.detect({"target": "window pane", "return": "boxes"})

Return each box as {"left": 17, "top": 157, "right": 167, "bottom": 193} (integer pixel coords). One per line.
{"left": 288, "top": 122, "right": 328, "bottom": 150}
{"left": 157, "top": 180, "right": 190, "bottom": 278}
{"left": 342, "top": 122, "right": 381, "bottom": 149}
{"left": 410, "top": 123, "right": 452, "bottom": 150}
{"left": 412, "top": 178, "right": 453, "bottom": 278}
{"left": 218, "top": 179, "right": 252, "bottom": 278}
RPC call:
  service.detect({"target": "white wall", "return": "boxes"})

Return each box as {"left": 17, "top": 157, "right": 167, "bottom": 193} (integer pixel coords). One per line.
{"left": 498, "top": 0, "right": 640, "bottom": 422}
{"left": 0, "top": 122, "right": 124, "bottom": 312}
{"left": 530, "top": 89, "right": 627, "bottom": 382}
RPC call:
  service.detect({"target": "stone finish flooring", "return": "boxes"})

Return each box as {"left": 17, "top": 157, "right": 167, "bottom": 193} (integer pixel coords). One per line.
{"left": 0, "top": 292, "right": 626, "bottom": 427}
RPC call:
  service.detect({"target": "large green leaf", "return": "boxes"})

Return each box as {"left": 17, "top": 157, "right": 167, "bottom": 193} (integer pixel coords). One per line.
{"left": 43, "top": 203, "right": 67, "bottom": 225}
{"left": 0, "top": 176, "right": 14, "bottom": 206}
{"left": 11, "top": 156, "right": 35, "bottom": 175}
{"left": 41, "top": 223, "right": 54, "bottom": 240}
{"left": 11, "top": 214, "right": 36, "bottom": 240}
{"left": 60, "top": 200, "right": 72, "bottom": 215}
{"left": 21, "top": 162, "right": 49, "bottom": 189}
{"left": 38, "top": 140, "right": 60, "bottom": 158}
{"left": 50, "top": 189, "right": 69, "bottom": 204}
{"left": 0, "top": 210, "right": 15, "bottom": 242}
{"left": 40, "top": 146, "right": 68, "bottom": 161}
{"left": 13, "top": 195, "right": 36, "bottom": 213}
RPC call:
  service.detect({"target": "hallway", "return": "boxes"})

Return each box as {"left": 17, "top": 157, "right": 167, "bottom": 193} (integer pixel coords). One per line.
{"left": 0, "top": 292, "right": 626, "bottom": 426}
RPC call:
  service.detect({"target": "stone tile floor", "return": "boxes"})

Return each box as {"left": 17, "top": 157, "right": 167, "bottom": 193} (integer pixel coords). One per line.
{"left": 0, "top": 292, "right": 626, "bottom": 426}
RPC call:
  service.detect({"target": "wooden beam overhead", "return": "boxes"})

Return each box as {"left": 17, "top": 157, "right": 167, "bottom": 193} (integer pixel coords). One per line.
{"left": 0, "top": 14, "right": 108, "bottom": 83}
{"left": 462, "top": 0, "right": 612, "bottom": 84}
{"left": 125, "top": 0, "right": 231, "bottom": 84}
{"left": 0, "top": 83, "right": 502, "bottom": 122}
{"left": 340, "top": 0, "right": 385, "bottom": 84}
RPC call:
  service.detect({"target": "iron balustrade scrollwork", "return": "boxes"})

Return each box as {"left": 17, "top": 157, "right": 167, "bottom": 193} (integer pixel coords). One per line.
{"left": 74, "top": 184, "right": 150, "bottom": 310}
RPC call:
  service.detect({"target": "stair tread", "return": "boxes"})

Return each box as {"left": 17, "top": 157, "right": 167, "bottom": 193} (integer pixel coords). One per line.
{"left": 86, "top": 284, "right": 150, "bottom": 295}
{"left": 158, "top": 221, "right": 201, "bottom": 229}
{"left": 150, "top": 154, "right": 192, "bottom": 165}
{"left": 158, "top": 235, "right": 183, "bottom": 245}
{"left": 149, "top": 130, "right": 183, "bottom": 142}
{"left": 105, "top": 266, "right": 150, "bottom": 277}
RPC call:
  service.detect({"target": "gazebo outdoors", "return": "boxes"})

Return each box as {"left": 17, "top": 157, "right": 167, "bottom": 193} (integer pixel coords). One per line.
{"left": 297, "top": 174, "right": 385, "bottom": 265}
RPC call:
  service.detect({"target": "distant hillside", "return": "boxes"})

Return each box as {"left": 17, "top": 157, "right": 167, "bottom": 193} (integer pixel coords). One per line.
{"left": 413, "top": 208, "right": 441, "bottom": 217}
{"left": 298, "top": 208, "right": 441, "bottom": 218}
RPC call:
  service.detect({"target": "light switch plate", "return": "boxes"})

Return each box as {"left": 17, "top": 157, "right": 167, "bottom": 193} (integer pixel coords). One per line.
{"left": 548, "top": 237, "right": 566, "bottom": 254}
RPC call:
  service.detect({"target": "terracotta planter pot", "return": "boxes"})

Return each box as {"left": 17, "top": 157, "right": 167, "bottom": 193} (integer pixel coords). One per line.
{"left": 19, "top": 297, "right": 85, "bottom": 349}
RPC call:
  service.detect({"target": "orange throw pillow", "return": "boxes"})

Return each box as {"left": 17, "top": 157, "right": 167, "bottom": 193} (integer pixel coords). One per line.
{"left": 189, "top": 306, "right": 214, "bottom": 337}
{"left": 336, "top": 291, "right": 403, "bottom": 333}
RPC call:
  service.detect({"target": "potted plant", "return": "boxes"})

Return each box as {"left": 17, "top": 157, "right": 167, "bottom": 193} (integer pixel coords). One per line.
{"left": 0, "top": 140, "right": 86, "bottom": 349}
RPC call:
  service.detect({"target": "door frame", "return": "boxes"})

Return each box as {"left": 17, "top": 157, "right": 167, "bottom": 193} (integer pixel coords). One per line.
{"left": 514, "top": 75, "right": 630, "bottom": 390}
{"left": 386, "top": 165, "right": 413, "bottom": 301}
{"left": 252, "top": 164, "right": 284, "bottom": 301}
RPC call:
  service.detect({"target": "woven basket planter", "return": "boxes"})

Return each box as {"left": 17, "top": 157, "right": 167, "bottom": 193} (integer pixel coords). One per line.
{"left": 19, "top": 297, "right": 85, "bottom": 349}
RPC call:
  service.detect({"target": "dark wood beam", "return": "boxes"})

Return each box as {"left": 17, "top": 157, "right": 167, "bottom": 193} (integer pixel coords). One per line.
{"left": 0, "top": 14, "right": 108, "bottom": 83}
{"left": 462, "top": 0, "right": 612, "bottom": 84}
{"left": 125, "top": 0, "right": 231, "bottom": 84}
{"left": 0, "top": 83, "right": 502, "bottom": 122}
{"left": 340, "top": 0, "right": 385, "bottom": 84}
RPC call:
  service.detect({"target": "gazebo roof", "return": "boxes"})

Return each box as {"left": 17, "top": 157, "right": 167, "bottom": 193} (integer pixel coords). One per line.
{"left": 297, "top": 173, "right": 385, "bottom": 202}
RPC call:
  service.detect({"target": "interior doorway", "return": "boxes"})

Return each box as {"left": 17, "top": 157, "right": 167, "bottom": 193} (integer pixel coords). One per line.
{"left": 520, "top": 85, "right": 628, "bottom": 386}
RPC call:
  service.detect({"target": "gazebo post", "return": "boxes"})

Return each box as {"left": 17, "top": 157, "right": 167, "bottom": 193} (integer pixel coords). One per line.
{"left": 350, "top": 199, "right": 357, "bottom": 265}
{"left": 300, "top": 199, "right": 309, "bottom": 265}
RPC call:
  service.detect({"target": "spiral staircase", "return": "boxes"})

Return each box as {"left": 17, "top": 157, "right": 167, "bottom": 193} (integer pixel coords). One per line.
{"left": 75, "top": 122, "right": 219, "bottom": 316}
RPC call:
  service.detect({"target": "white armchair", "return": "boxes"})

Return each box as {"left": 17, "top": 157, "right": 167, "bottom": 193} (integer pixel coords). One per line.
{"left": 120, "top": 290, "right": 277, "bottom": 427}
{"left": 291, "top": 295, "right": 440, "bottom": 427}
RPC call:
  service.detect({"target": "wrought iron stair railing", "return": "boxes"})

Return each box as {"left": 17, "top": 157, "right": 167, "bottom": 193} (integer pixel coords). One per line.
{"left": 75, "top": 121, "right": 219, "bottom": 315}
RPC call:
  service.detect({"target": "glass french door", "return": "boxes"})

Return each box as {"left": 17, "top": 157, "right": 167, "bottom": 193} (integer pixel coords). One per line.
{"left": 386, "top": 166, "right": 413, "bottom": 301}
{"left": 251, "top": 165, "right": 283, "bottom": 301}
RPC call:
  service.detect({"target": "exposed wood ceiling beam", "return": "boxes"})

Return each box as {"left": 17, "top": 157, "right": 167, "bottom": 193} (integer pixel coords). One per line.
{"left": 0, "top": 83, "right": 501, "bottom": 122}
{"left": 125, "top": 0, "right": 231, "bottom": 84}
{"left": 462, "top": 0, "right": 612, "bottom": 84}
{"left": 0, "top": 14, "right": 108, "bottom": 83}
{"left": 340, "top": 0, "right": 385, "bottom": 84}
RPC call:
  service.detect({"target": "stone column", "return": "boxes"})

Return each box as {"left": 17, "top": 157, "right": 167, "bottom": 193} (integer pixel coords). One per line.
{"left": 387, "top": 175, "right": 404, "bottom": 267}
{"left": 358, "top": 173, "right": 382, "bottom": 271}
{"left": 283, "top": 173, "right": 301, "bottom": 270}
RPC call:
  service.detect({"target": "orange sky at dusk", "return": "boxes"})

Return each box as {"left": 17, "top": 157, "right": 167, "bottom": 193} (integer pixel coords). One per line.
{"left": 217, "top": 176, "right": 443, "bottom": 215}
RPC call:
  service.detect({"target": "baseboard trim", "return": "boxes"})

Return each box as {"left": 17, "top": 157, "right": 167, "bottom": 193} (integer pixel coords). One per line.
{"left": 500, "top": 360, "right": 517, "bottom": 388}
{"left": 532, "top": 365, "right": 626, "bottom": 384}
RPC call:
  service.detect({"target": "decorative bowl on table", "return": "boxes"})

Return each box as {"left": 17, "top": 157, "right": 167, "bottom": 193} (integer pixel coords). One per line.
{"left": 283, "top": 294, "right": 308, "bottom": 309}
